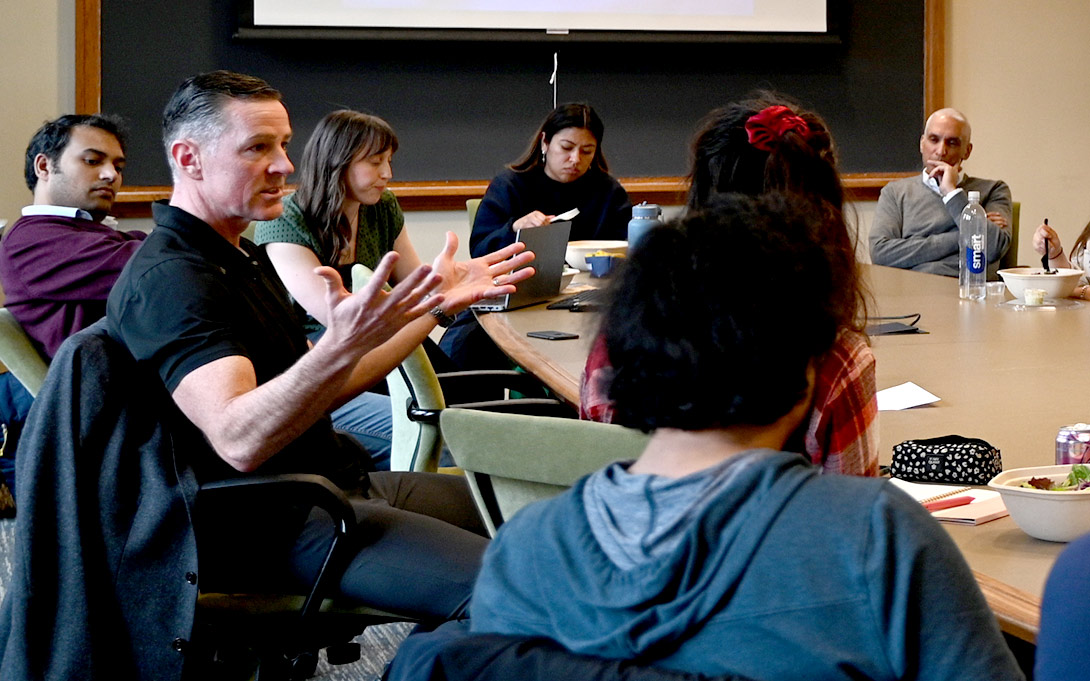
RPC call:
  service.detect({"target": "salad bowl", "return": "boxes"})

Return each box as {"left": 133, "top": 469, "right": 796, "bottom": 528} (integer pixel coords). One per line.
{"left": 997, "top": 268, "right": 1082, "bottom": 302}
{"left": 988, "top": 464, "right": 1090, "bottom": 542}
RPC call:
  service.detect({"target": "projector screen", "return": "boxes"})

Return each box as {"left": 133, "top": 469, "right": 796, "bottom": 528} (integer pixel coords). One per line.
{"left": 251, "top": 0, "right": 827, "bottom": 35}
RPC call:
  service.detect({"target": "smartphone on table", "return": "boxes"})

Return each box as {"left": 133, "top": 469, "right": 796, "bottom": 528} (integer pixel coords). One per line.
{"left": 526, "top": 330, "right": 579, "bottom": 341}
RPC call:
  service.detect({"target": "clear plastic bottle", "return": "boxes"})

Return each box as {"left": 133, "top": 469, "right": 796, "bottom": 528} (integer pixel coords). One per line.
{"left": 959, "top": 190, "right": 987, "bottom": 300}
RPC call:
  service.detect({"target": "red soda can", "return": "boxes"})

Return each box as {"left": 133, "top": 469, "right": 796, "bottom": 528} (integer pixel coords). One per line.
{"left": 1056, "top": 424, "right": 1090, "bottom": 465}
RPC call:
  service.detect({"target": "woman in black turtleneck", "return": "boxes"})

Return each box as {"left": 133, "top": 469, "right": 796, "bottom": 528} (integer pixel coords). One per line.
{"left": 469, "top": 103, "right": 631, "bottom": 257}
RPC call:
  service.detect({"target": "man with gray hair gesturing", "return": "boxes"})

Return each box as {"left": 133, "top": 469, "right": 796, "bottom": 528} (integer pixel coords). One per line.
{"left": 869, "top": 107, "right": 1012, "bottom": 277}
{"left": 107, "top": 70, "right": 535, "bottom": 622}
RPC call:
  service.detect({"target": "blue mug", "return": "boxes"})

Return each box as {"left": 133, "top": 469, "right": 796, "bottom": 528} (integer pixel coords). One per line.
{"left": 586, "top": 255, "right": 617, "bottom": 278}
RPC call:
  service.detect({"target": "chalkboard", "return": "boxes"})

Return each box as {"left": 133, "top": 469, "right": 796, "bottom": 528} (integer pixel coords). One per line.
{"left": 100, "top": 0, "right": 925, "bottom": 188}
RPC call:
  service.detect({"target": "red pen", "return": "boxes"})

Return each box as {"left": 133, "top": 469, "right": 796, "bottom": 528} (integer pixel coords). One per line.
{"left": 923, "top": 496, "right": 974, "bottom": 512}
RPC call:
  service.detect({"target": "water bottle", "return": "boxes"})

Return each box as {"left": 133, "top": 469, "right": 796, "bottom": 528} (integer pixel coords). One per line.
{"left": 627, "top": 202, "right": 663, "bottom": 252}
{"left": 959, "top": 190, "right": 987, "bottom": 300}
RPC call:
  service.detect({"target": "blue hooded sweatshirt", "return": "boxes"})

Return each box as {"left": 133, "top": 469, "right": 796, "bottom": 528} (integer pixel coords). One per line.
{"left": 469, "top": 450, "right": 1022, "bottom": 681}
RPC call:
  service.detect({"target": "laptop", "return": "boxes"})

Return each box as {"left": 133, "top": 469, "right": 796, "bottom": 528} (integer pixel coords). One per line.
{"left": 471, "top": 219, "right": 572, "bottom": 312}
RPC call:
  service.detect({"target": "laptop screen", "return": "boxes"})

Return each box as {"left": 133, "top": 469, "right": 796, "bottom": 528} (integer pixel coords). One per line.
{"left": 472, "top": 219, "right": 573, "bottom": 312}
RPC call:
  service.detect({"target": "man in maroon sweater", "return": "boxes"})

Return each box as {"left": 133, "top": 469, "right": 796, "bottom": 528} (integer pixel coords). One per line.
{"left": 0, "top": 114, "right": 144, "bottom": 499}
{"left": 0, "top": 114, "right": 146, "bottom": 359}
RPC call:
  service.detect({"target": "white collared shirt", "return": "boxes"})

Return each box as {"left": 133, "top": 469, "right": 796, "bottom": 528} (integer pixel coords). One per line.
{"left": 21, "top": 204, "right": 118, "bottom": 228}
{"left": 921, "top": 170, "right": 967, "bottom": 204}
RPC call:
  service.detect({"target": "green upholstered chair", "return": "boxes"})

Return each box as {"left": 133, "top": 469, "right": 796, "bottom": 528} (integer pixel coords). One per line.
{"left": 0, "top": 308, "right": 49, "bottom": 397}
{"left": 350, "top": 265, "right": 571, "bottom": 473}
{"left": 1001, "top": 201, "right": 1020, "bottom": 270}
{"left": 439, "top": 408, "right": 650, "bottom": 536}
{"left": 466, "top": 198, "right": 482, "bottom": 230}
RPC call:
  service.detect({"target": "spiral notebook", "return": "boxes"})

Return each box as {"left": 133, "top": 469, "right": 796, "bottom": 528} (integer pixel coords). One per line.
{"left": 888, "top": 478, "right": 1008, "bottom": 525}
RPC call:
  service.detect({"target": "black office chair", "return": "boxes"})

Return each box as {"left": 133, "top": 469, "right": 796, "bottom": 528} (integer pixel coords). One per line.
{"left": 190, "top": 474, "right": 416, "bottom": 680}
{"left": 0, "top": 321, "right": 415, "bottom": 681}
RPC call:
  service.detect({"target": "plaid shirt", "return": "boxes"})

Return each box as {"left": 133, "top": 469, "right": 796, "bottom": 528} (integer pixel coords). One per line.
{"left": 579, "top": 330, "right": 878, "bottom": 477}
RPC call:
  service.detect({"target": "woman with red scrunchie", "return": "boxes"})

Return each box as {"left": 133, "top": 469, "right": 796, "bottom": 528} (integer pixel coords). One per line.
{"left": 580, "top": 93, "right": 879, "bottom": 478}
{"left": 743, "top": 104, "right": 813, "bottom": 152}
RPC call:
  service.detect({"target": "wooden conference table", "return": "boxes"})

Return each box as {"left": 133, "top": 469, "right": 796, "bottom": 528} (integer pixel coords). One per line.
{"left": 477, "top": 264, "right": 1088, "bottom": 642}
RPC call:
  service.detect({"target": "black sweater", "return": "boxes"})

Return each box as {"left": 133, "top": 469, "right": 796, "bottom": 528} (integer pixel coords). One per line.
{"left": 470, "top": 167, "right": 631, "bottom": 257}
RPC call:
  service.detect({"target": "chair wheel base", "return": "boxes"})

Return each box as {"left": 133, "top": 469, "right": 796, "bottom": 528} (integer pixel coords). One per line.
{"left": 287, "top": 650, "right": 318, "bottom": 680}
{"left": 326, "top": 641, "right": 362, "bottom": 665}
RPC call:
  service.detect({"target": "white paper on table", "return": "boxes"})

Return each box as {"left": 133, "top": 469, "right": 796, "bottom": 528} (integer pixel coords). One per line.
{"left": 877, "top": 382, "right": 941, "bottom": 411}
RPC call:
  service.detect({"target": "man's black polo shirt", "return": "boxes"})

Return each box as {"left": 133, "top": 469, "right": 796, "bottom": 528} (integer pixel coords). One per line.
{"left": 107, "top": 201, "right": 363, "bottom": 488}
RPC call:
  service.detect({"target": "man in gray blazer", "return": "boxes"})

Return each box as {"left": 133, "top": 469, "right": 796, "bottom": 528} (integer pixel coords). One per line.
{"left": 869, "top": 108, "right": 1011, "bottom": 277}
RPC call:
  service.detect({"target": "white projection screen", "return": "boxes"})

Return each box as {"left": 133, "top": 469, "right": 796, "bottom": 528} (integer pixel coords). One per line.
{"left": 250, "top": 0, "right": 828, "bottom": 35}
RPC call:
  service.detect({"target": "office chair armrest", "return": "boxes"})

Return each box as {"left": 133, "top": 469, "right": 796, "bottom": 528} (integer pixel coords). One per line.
{"left": 436, "top": 370, "right": 550, "bottom": 399}
{"left": 199, "top": 474, "right": 355, "bottom": 537}
{"left": 447, "top": 398, "right": 574, "bottom": 419}
{"left": 408, "top": 397, "right": 574, "bottom": 425}
{"left": 198, "top": 473, "right": 356, "bottom": 618}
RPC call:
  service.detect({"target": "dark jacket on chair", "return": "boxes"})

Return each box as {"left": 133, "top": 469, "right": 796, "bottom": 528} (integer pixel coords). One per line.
{"left": 0, "top": 321, "right": 199, "bottom": 680}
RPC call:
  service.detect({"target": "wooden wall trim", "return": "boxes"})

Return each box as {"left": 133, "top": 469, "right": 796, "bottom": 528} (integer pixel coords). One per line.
{"left": 924, "top": 0, "right": 945, "bottom": 115}
{"left": 111, "top": 173, "right": 916, "bottom": 219}
{"left": 80, "top": 0, "right": 934, "bottom": 217}
{"left": 75, "top": 0, "right": 101, "bottom": 113}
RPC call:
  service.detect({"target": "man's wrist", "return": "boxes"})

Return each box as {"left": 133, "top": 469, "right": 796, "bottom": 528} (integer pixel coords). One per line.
{"left": 430, "top": 306, "right": 456, "bottom": 328}
{"left": 941, "top": 186, "right": 964, "bottom": 203}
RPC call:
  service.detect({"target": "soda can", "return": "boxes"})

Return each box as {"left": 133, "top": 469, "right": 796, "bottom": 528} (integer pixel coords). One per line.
{"left": 1056, "top": 424, "right": 1090, "bottom": 465}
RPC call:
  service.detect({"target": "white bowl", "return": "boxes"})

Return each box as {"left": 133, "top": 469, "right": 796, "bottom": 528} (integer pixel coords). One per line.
{"left": 988, "top": 465, "right": 1090, "bottom": 542}
{"left": 997, "top": 267, "right": 1082, "bottom": 302}
{"left": 565, "top": 241, "right": 627, "bottom": 272}
{"left": 560, "top": 267, "right": 579, "bottom": 290}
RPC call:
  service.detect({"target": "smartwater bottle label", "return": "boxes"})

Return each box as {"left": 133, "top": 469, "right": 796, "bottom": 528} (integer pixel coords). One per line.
{"left": 966, "top": 235, "right": 985, "bottom": 274}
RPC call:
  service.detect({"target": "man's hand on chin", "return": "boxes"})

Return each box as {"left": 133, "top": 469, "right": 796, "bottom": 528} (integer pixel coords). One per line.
{"left": 925, "top": 160, "right": 959, "bottom": 195}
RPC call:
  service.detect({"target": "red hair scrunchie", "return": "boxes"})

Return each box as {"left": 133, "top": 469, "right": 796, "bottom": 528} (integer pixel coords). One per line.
{"left": 744, "top": 105, "right": 812, "bottom": 152}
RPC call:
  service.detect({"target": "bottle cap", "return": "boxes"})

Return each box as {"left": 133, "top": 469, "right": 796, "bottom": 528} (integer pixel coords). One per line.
{"left": 967, "top": 190, "right": 981, "bottom": 203}
{"left": 632, "top": 203, "right": 660, "bottom": 218}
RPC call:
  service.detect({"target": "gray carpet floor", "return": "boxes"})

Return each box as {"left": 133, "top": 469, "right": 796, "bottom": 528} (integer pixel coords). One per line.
{"left": 0, "top": 518, "right": 412, "bottom": 680}
{"left": 306, "top": 622, "right": 413, "bottom": 681}
{"left": 0, "top": 519, "right": 13, "bottom": 604}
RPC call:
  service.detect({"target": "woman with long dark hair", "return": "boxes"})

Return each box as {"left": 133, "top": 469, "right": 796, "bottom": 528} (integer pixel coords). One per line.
{"left": 580, "top": 93, "right": 877, "bottom": 477}
{"left": 441, "top": 103, "right": 633, "bottom": 370}
{"left": 469, "top": 102, "right": 631, "bottom": 256}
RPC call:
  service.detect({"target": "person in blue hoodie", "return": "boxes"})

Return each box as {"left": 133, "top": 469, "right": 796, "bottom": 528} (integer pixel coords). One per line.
{"left": 391, "top": 192, "right": 1024, "bottom": 681}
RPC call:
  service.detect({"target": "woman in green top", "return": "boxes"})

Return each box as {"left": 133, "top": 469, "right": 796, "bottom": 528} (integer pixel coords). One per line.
{"left": 256, "top": 110, "right": 426, "bottom": 335}
{"left": 255, "top": 110, "right": 536, "bottom": 468}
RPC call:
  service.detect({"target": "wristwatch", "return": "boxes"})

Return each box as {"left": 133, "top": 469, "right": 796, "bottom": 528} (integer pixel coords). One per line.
{"left": 430, "top": 305, "right": 456, "bottom": 328}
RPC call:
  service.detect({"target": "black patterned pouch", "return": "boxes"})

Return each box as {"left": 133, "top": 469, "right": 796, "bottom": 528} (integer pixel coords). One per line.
{"left": 889, "top": 435, "right": 1002, "bottom": 485}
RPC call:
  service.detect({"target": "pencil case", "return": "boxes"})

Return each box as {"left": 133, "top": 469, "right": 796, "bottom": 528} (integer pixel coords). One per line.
{"left": 889, "top": 435, "right": 1002, "bottom": 485}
